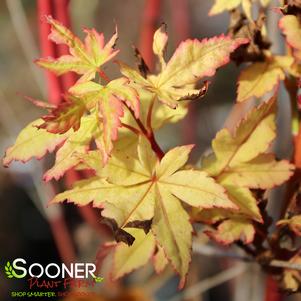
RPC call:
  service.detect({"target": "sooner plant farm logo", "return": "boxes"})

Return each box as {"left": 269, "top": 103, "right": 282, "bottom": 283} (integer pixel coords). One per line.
{"left": 4, "top": 258, "right": 103, "bottom": 281}
{"left": 4, "top": 258, "right": 103, "bottom": 299}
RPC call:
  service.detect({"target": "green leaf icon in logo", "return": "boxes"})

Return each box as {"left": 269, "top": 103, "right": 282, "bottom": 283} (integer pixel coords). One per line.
{"left": 5, "top": 262, "right": 14, "bottom": 279}
{"left": 93, "top": 275, "right": 104, "bottom": 283}
{"left": 4, "top": 261, "right": 24, "bottom": 279}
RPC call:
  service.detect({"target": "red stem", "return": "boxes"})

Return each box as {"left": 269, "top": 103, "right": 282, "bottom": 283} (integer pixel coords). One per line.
{"left": 121, "top": 122, "right": 141, "bottom": 135}
{"left": 37, "top": 0, "right": 62, "bottom": 105}
{"left": 168, "top": 0, "right": 195, "bottom": 145}
{"left": 127, "top": 105, "right": 164, "bottom": 159}
{"left": 37, "top": 0, "right": 76, "bottom": 264}
{"left": 53, "top": 0, "right": 77, "bottom": 91}
{"left": 264, "top": 276, "right": 283, "bottom": 301}
{"left": 147, "top": 95, "right": 156, "bottom": 130}
{"left": 139, "top": 0, "right": 161, "bottom": 69}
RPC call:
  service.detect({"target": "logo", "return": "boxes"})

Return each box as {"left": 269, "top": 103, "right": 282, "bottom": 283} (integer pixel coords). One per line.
{"left": 4, "top": 258, "right": 103, "bottom": 281}
{"left": 4, "top": 258, "right": 104, "bottom": 298}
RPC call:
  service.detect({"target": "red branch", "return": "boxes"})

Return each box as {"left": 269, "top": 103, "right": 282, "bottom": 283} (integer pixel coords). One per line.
{"left": 168, "top": 0, "right": 196, "bottom": 145}
{"left": 37, "top": 0, "right": 75, "bottom": 264}
{"left": 37, "top": 0, "right": 62, "bottom": 105}
{"left": 139, "top": 0, "right": 161, "bottom": 69}
{"left": 264, "top": 276, "right": 283, "bottom": 301}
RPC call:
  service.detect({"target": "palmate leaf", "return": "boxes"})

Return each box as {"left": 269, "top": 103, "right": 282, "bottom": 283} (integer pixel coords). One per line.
{"left": 113, "top": 228, "right": 156, "bottom": 279}
{"left": 3, "top": 119, "right": 67, "bottom": 167}
{"left": 104, "top": 228, "right": 168, "bottom": 280}
{"left": 209, "top": 0, "right": 242, "bottom": 15}
{"left": 202, "top": 97, "right": 277, "bottom": 177}
{"left": 153, "top": 245, "right": 168, "bottom": 274}
{"left": 37, "top": 94, "right": 88, "bottom": 134}
{"left": 279, "top": 15, "right": 301, "bottom": 61}
{"left": 199, "top": 96, "right": 294, "bottom": 244}
{"left": 52, "top": 137, "right": 236, "bottom": 287}
{"left": 205, "top": 218, "right": 255, "bottom": 245}
{"left": 69, "top": 78, "right": 139, "bottom": 163}
{"left": 120, "top": 26, "right": 248, "bottom": 109}
{"left": 43, "top": 115, "right": 98, "bottom": 181}
{"left": 237, "top": 56, "right": 297, "bottom": 103}
{"left": 219, "top": 154, "right": 294, "bottom": 189}
{"left": 202, "top": 96, "right": 294, "bottom": 187}
{"left": 209, "top": 0, "right": 271, "bottom": 16}
{"left": 36, "top": 16, "right": 119, "bottom": 83}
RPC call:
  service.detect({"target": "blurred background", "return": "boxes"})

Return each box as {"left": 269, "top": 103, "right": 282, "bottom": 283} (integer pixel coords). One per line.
{"left": 0, "top": 0, "right": 297, "bottom": 300}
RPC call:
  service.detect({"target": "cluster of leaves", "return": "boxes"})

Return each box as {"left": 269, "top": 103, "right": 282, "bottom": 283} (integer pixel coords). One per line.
{"left": 3, "top": 0, "right": 301, "bottom": 291}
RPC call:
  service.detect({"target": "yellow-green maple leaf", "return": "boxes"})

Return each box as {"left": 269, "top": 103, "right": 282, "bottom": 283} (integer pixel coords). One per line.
{"left": 209, "top": 0, "right": 242, "bottom": 15}
{"left": 3, "top": 119, "right": 67, "bottom": 166}
{"left": 52, "top": 137, "right": 236, "bottom": 286}
{"left": 199, "top": 96, "right": 294, "bottom": 239}
{"left": 205, "top": 218, "right": 255, "bottom": 245}
{"left": 279, "top": 15, "right": 301, "bottom": 61}
{"left": 38, "top": 94, "right": 90, "bottom": 134}
{"left": 36, "top": 16, "right": 118, "bottom": 83}
{"left": 237, "top": 56, "right": 296, "bottom": 102}
{"left": 113, "top": 228, "right": 156, "bottom": 279}
{"left": 43, "top": 114, "right": 98, "bottom": 181}
{"left": 219, "top": 154, "right": 294, "bottom": 189}
{"left": 202, "top": 97, "right": 277, "bottom": 176}
{"left": 153, "top": 245, "right": 168, "bottom": 274}
{"left": 67, "top": 77, "right": 139, "bottom": 163}
{"left": 209, "top": 0, "right": 271, "bottom": 16}
{"left": 120, "top": 27, "right": 247, "bottom": 108}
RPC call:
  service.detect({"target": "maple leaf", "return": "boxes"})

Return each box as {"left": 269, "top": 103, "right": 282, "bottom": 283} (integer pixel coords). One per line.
{"left": 237, "top": 56, "right": 297, "bottom": 102}
{"left": 153, "top": 245, "right": 168, "bottom": 274}
{"left": 120, "top": 26, "right": 247, "bottom": 108}
{"left": 36, "top": 16, "right": 119, "bottom": 83}
{"left": 152, "top": 23, "right": 168, "bottom": 70}
{"left": 209, "top": 0, "right": 271, "bottom": 16}
{"left": 43, "top": 114, "right": 98, "bottom": 181}
{"left": 205, "top": 218, "right": 255, "bottom": 245}
{"left": 113, "top": 228, "right": 156, "bottom": 279}
{"left": 52, "top": 137, "right": 236, "bottom": 286}
{"left": 209, "top": 0, "right": 242, "bottom": 16}
{"left": 69, "top": 78, "right": 139, "bottom": 163}
{"left": 202, "top": 97, "right": 277, "bottom": 176}
{"left": 198, "top": 96, "right": 294, "bottom": 243}
{"left": 192, "top": 207, "right": 234, "bottom": 225}
{"left": 281, "top": 257, "right": 301, "bottom": 293}
{"left": 219, "top": 154, "right": 294, "bottom": 189}
{"left": 279, "top": 15, "right": 301, "bottom": 61}
{"left": 3, "top": 119, "right": 67, "bottom": 167}
{"left": 37, "top": 94, "right": 88, "bottom": 134}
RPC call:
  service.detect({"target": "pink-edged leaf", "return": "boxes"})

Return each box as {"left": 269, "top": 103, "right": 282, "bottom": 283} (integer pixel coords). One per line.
{"left": 113, "top": 228, "right": 156, "bottom": 279}
{"left": 279, "top": 15, "right": 301, "bottom": 60}
{"left": 97, "top": 94, "right": 124, "bottom": 163}
{"left": 43, "top": 115, "right": 96, "bottom": 181}
{"left": 38, "top": 95, "right": 87, "bottom": 134}
{"left": 3, "top": 119, "right": 67, "bottom": 167}
{"left": 157, "top": 35, "right": 248, "bottom": 88}
{"left": 36, "top": 16, "right": 119, "bottom": 82}
{"left": 206, "top": 218, "right": 255, "bottom": 245}
{"left": 107, "top": 78, "right": 140, "bottom": 118}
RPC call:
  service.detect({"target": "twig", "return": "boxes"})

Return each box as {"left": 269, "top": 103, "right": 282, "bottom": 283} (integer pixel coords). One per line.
{"left": 192, "top": 242, "right": 252, "bottom": 262}
{"left": 126, "top": 104, "right": 165, "bottom": 159}
{"left": 6, "top": 0, "right": 46, "bottom": 97}
{"left": 121, "top": 122, "right": 141, "bottom": 135}
{"left": 139, "top": 0, "right": 161, "bottom": 69}
{"left": 168, "top": 264, "right": 247, "bottom": 301}
{"left": 193, "top": 242, "right": 301, "bottom": 272}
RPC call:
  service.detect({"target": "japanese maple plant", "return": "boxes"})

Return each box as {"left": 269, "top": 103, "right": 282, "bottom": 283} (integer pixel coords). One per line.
{"left": 4, "top": 0, "right": 301, "bottom": 293}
